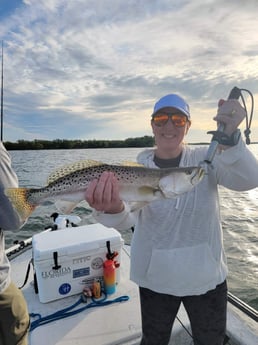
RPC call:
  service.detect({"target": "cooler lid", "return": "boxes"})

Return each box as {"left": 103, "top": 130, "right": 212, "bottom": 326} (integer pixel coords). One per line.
{"left": 32, "top": 223, "right": 123, "bottom": 261}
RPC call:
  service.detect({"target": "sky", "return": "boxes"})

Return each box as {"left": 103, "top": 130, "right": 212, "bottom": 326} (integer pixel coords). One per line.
{"left": 0, "top": 0, "right": 258, "bottom": 143}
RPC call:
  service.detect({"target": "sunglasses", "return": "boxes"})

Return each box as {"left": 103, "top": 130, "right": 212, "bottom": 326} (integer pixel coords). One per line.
{"left": 152, "top": 112, "right": 188, "bottom": 127}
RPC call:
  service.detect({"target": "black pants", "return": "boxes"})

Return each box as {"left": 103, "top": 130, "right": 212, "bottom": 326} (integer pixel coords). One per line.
{"left": 139, "top": 281, "right": 227, "bottom": 345}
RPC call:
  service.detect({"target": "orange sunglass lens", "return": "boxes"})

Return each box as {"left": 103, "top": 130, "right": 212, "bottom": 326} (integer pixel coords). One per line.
{"left": 153, "top": 114, "right": 169, "bottom": 125}
{"left": 172, "top": 115, "right": 187, "bottom": 127}
{"left": 153, "top": 113, "right": 187, "bottom": 127}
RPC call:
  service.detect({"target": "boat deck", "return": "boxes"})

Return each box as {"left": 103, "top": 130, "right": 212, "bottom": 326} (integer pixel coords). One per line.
{"left": 11, "top": 245, "right": 193, "bottom": 344}
{"left": 10, "top": 243, "right": 258, "bottom": 345}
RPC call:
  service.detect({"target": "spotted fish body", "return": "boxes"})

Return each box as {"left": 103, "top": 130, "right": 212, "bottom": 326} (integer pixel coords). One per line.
{"left": 5, "top": 159, "right": 204, "bottom": 226}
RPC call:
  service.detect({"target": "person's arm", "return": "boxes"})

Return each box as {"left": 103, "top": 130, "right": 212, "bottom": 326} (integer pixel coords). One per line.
{"left": 214, "top": 137, "right": 258, "bottom": 190}
{"left": 0, "top": 142, "right": 22, "bottom": 230}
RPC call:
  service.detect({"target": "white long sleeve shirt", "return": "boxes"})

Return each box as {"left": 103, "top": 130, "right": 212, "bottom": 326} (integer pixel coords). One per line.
{"left": 0, "top": 142, "right": 22, "bottom": 293}
{"left": 93, "top": 138, "right": 258, "bottom": 296}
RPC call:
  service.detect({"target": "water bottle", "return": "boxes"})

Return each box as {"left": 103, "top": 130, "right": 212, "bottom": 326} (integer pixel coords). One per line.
{"left": 103, "top": 259, "right": 116, "bottom": 294}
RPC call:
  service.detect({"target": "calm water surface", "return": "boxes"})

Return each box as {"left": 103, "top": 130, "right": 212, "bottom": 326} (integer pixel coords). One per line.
{"left": 5, "top": 146, "right": 258, "bottom": 310}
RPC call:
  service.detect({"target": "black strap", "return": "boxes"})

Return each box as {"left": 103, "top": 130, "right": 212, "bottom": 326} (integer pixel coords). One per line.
{"left": 19, "top": 258, "right": 33, "bottom": 289}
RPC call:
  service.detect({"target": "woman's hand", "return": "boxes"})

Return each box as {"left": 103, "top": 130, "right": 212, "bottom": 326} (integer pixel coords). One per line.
{"left": 85, "top": 171, "right": 124, "bottom": 214}
{"left": 213, "top": 99, "right": 246, "bottom": 136}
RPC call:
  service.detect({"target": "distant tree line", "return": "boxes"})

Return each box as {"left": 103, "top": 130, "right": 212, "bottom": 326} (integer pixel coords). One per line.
{"left": 4, "top": 136, "right": 155, "bottom": 150}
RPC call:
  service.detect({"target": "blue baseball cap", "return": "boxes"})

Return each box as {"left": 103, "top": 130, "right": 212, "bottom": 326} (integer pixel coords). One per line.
{"left": 152, "top": 94, "right": 190, "bottom": 119}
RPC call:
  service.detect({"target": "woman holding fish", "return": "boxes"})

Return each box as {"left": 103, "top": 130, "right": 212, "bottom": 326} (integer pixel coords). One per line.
{"left": 85, "top": 93, "right": 258, "bottom": 345}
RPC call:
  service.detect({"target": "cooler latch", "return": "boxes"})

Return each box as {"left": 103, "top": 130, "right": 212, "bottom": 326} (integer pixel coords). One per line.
{"left": 52, "top": 251, "right": 61, "bottom": 270}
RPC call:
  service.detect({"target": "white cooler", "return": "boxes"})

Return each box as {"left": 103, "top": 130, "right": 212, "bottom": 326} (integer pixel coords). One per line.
{"left": 32, "top": 223, "right": 124, "bottom": 303}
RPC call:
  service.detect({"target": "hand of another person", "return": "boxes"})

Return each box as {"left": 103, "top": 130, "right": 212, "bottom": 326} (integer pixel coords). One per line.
{"left": 213, "top": 99, "right": 246, "bottom": 136}
{"left": 85, "top": 171, "right": 124, "bottom": 214}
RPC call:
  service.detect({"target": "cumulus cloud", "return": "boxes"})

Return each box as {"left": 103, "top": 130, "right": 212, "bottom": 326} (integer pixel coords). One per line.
{"left": 0, "top": 0, "right": 257, "bottom": 142}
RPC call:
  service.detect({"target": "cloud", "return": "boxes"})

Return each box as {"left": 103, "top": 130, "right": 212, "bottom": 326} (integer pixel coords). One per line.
{"left": 0, "top": 0, "right": 257, "bottom": 142}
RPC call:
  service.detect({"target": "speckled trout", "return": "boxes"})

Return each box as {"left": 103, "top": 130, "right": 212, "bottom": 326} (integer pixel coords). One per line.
{"left": 4, "top": 159, "right": 204, "bottom": 225}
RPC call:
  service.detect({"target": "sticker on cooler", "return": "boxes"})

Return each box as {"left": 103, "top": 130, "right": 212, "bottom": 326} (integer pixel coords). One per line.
{"left": 59, "top": 283, "right": 71, "bottom": 295}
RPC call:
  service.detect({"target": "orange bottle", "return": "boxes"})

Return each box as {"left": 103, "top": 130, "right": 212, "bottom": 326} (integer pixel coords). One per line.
{"left": 103, "top": 259, "right": 116, "bottom": 294}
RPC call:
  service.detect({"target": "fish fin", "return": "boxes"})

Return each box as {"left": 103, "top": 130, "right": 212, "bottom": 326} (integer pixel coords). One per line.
{"left": 47, "top": 159, "right": 104, "bottom": 184}
{"left": 55, "top": 200, "right": 79, "bottom": 214}
{"left": 121, "top": 161, "right": 144, "bottom": 167}
{"left": 4, "top": 188, "right": 36, "bottom": 223}
{"left": 120, "top": 185, "right": 162, "bottom": 202}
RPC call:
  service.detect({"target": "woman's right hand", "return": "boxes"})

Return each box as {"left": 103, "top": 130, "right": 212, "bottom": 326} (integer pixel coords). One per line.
{"left": 85, "top": 171, "right": 124, "bottom": 214}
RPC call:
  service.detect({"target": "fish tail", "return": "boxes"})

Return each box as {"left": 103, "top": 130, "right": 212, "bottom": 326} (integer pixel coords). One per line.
{"left": 4, "top": 188, "right": 36, "bottom": 223}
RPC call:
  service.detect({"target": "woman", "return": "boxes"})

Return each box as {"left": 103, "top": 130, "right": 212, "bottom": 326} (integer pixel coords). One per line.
{"left": 85, "top": 93, "right": 258, "bottom": 345}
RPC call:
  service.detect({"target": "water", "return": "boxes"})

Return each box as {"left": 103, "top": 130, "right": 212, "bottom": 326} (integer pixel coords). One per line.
{"left": 4, "top": 146, "right": 258, "bottom": 310}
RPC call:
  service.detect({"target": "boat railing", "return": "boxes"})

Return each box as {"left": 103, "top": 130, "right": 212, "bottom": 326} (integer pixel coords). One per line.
{"left": 228, "top": 291, "right": 258, "bottom": 322}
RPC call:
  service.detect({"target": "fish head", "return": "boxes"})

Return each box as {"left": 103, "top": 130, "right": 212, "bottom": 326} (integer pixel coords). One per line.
{"left": 158, "top": 167, "right": 204, "bottom": 198}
